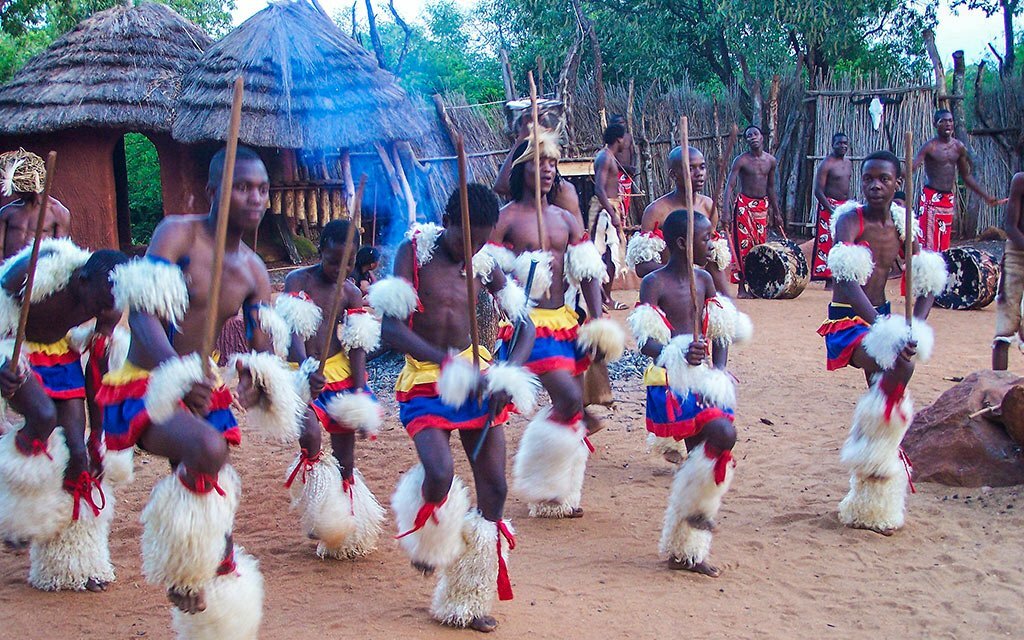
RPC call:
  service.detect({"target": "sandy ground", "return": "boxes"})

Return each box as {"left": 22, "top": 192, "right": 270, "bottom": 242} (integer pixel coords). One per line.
{"left": 2, "top": 281, "right": 1023, "bottom": 639}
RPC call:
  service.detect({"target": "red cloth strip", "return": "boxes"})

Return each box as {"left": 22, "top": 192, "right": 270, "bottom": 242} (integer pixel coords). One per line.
{"left": 496, "top": 520, "right": 516, "bottom": 601}
{"left": 394, "top": 497, "right": 448, "bottom": 539}
{"left": 703, "top": 443, "right": 735, "bottom": 485}
{"left": 178, "top": 469, "right": 227, "bottom": 496}
{"left": 216, "top": 544, "right": 237, "bottom": 576}
{"left": 284, "top": 448, "right": 323, "bottom": 488}
{"left": 899, "top": 447, "right": 916, "bottom": 494}
{"left": 15, "top": 435, "right": 53, "bottom": 460}
{"left": 65, "top": 471, "right": 105, "bottom": 521}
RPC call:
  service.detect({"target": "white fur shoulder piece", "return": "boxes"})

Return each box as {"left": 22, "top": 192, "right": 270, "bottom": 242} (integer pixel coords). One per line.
{"left": 889, "top": 203, "right": 921, "bottom": 243}
{"left": 480, "top": 243, "right": 516, "bottom": 273}
{"left": 708, "top": 236, "right": 732, "bottom": 272}
{"left": 628, "top": 303, "right": 671, "bottom": 347}
{"left": 406, "top": 223, "right": 444, "bottom": 267}
{"left": 111, "top": 257, "right": 189, "bottom": 327}
{"left": 912, "top": 250, "right": 949, "bottom": 298}
{"left": 274, "top": 292, "right": 322, "bottom": 341}
{"left": 0, "top": 238, "right": 91, "bottom": 335}
{"left": 367, "top": 276, "right": 419, "bottom": 320}
{"left": 829, "top": 201, "right": 863, "bottom": 240}
{"left": 513, "top": 250, "right": 554, "bottom": 300}
{"left": 564, "top": 240, "right": 607, "bottom": 286}
{"left": 258, "top": 305, "right": 291, "bottom": 358}
{"left": 828, "top": 243, "right": 874, "bottom": 285}
{"left": 625, "top": 232, "right": 665, "bottom": 269}
{"left": 472, "top": 249, "right": 498, "bottom": 285}
{"left": 339, "top": 309, "right": 382, "bottom": 353}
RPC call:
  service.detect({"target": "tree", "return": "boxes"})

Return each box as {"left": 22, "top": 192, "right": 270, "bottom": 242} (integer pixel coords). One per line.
{"left": 953, "top": 0, "right": 1019, "bottom": 75}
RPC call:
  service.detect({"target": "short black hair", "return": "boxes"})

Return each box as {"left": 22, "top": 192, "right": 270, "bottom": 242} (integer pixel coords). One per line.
{"left": 603, "top": 123, "right": 626, "bottom": 146}
{"left": 445, "top": 183, "right": 500, "bottom": 228}
{"left": 934, "top": 109, "right": 953, "bottom": 124}
{"left": 661, "top": 209, "right": 711, "bottom": 248}
{"left": 744, "top": 125, "right": 762, "bottom": 136}
{"left": 832, "top": 132, "right": 848, "bottom": 144}
{"left": 320, "top": 219, "right": 353, "bottom": 250}
{"left": 609, "top": 114, "right": 626, "bottom": 124}
{"left": 863, "top": 150, "right": 902, "bottom": 179}
{"left": 207, "top": 146, "right": 264, "bottom": 189}
{"left": 355, "top": 245, "right": 380, "bottom": 268}
{"left": 82, "top": 249, "right": 130, "bottom": 283}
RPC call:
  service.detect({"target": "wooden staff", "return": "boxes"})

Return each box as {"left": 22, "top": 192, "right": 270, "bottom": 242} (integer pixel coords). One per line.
{"left": 316, "top": 175, "right": 366, "bottom": 377}
{"left": 679, "top": 116, "right": 699, "bottom": 325}
{"left": 9, "top": 151, "right": 57, "bottom": 372}
{"left": 527, "top": 71, "right": 547, "bottom": 251}
{"left": 456, "top": 134, "right": 481, "bottom": 368}
{"left": 904, "top": 131, "right": 914, "bottom": 327}
{"left": 199, "top": 77, "right": 244, "bottom": 377}
{"left": 713, "top": 124, "right": 738, "bottom": 225}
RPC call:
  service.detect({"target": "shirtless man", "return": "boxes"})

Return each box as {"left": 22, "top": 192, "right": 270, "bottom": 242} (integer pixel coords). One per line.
{"left": 278, "top": 219, "right": 384, "bottom": 559}
{"left": 817, "top": 150, "right": 948, "bottom": 535}
{"left": 913, "top": 109, "right": 1001, "bottom": 251}
{"left": 993, "top": 172, "right": 1024, "bottom": 370}
{"left": 811, "top": 133, "right": 853, "bottom": 285}
{"left": 0, "top": 148, "right": 70, "bottom": 258}
{"left": 0, "top": 242, "right": 127, "bottom": 591}
{"left": 96, "top": 146, "right": 300, "bottom": 636}
{"left": 592, "top": 123, "right": 628, "bottom": 310}
{"left": 609, "top": 114, "right": 638, "bottom": 218}
{"left": 628, "top": 146, "right": 731, "bottom": 294}
{"left": 371, "top": 183, "right": 536, "bottom": 632}
{"left": 628, "top": 210, "right": 750, "bottom": 575}
{"left": 486, "top": 129, "right": 623, "bottom": 519}
{"left": 724, "top": 126, "right": 784, "bottom": 298}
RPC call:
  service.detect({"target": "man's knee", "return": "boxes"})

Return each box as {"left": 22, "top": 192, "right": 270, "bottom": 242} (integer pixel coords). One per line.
{"left": 702, "top": 418, "right": 736, "bottom": 452}
{"left": 189, "top": 429, "right": 229, "bottom": 475}
{"left": 421, "top": 457, "right": 455, "bottom": 498}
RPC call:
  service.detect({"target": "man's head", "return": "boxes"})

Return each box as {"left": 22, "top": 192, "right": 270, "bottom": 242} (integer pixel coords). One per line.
{"left": 206, "top": 145, "right": 269, "bottom": 233}
{"left": 509, "top": 129, "right": 561, "bottom": 200}
{"left": 0, "top": 148, "right": 45, "bottom": 199}
{"left": 77, "top": 249, "right": 130, "bottom": 316}
{"left": 934, "top": 109, "right": 954, "bottom": 137}
{"left": 442, "top": 183, "right": 500, "bottom": 261}
{"left": 861, "top": 150, "right": 901, "bottom": 208}
{"left": 604, "top": 123, "right": 626, "bottom": 150}
{"left": 355, "top": 246, "right": 380, "bottom": 272}
{"left": 609, "top": 114, "right": 626, "bottom": 126}
{"left": 318, "top": 219, "right": 356, "bottom": 283}
{"left": 832, "top": 133, "right": 850, "bottom": 157}
{"left": 662, "top": 209, "right": 713, "bottom": 266}
{"left": 744, "top": 125, "right": 763, "bottom": 151}
{"left": 668, "top": 146, "right": 707, "bottom": 192}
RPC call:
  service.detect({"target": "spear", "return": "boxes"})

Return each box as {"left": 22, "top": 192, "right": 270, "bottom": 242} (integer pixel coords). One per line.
{"left": 527, "top": 71, "right": 547, "bottom": 252}
{"left": 679, "top": 116, "right": 699, "bottom": 327}
{"left": 455, "top": 134, "right": 481, "bottom": 369}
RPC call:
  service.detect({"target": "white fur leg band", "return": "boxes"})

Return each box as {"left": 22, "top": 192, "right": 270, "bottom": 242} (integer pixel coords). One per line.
{"left": 274, "top": 292, "right": 323, "bottom": 341}
{"left": 912, "top": 250, "right": 949, "bottom": 298}
{"left": 111, "top": 257, "right": 189, "bottom": 326}
{"left": 513, "top": 250, "right": 554, "bottom": 300}
{"left": 659, "top": 442, "right": 734, "bottom": 566}
{"left": 0, "top": 428, "right": 72, "bottom": 541}
{"left": 368, "top": 276, "right": 419, "bottom": 320}
{"left": 29, "top": 481, "right": 115, "bottom": 591}
{"left": 512, "top": 409, "right": 589, "bottom": 518}
{"left": 391, "top": 464, "right": 471, "bottom": 570}
{"left": 294, "top": 357, "right": 319, "bottom": 404}
{"left": 230, "top": 352, "right": 304, "bottom": 443}
{"left": 709, "top": 236, "right": 732, "bottom": 272}
{"left": 629, "top": 303, "right": 671, "bottom": 347}
{"left": 564, "top": 240, "right": 607, "bottom": 287}
{"left": 495, "top": 279, "right": 528, "bottom": 322}
{"left": 431, "top": 513, "right": 513, "bottom": 628}
{"left": 325, "top": 391, "right": 382, "bottom": 436}
{"left": 285, "top": 452, "right": 356, "bottom": 551}
{"left": 171, "top": 547, "right": 264, "bottom": 640}
{"left": 339, "top": 310, "right": 382, "bottom": 353}
{"left": 625, "top": 232, "right": 666, "bottom": 269}
{"left": 706, "top": 295, "right": 753, "bottom": 346}
{"left": 828, "top": 243, "right": 874, "bottom": 285}
{"left": 438, "top": 355, "right": 480, "bottom": 409}
{"left": 144, "top": 354, "right": 204, "bottom": 426}
{"left": 257, "top": 305, "right": 292, "bottom": 359}
{"left": 578, "top": 318, "right": 626, "bottom": 362}
{"left": 485, "top": 362, "right": 541, "bottom": 416}
{"left": 103, "top": 448, "right": 135, "bottom": 486}
{"left": 317, "top": 469, "right": 384, "bottom": 560}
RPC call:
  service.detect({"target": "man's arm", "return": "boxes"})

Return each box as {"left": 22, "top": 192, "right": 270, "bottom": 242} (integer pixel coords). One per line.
{"left": 129, "top": 221, "right": 192, "bottom": 369}
{"left": 767, "top": 158, "right": 783, "bottom": 231}
{"left": 703, "top": 270, "right": 728, "bottom": 369}
{"left": 912, "top": 142, "right": 928, "bottom": 173}
{"left": 52, "top": 201, "right": 70, "bottom": 238}
{"left": 637, "top": 277, "right": 664, "bottom": 360}
{"left": 1004, "top": 174, "right": 1024, "bottom": 251}
{"left": 633, "top": 204, "right": 663, "bottom": 278}
{"left": 243, "top": 253, "right": 275, "bottom": 354}
{"left": 379, "top": 242, "right": 447, "bottom": 364}
{"left": 343, "top": 280, "right": 369, "bottom": 388}
{"left": 0, "top": 210, "right": 8, "bottom": 258}
{"left": 567, "top": 211, "right": 603, "bottom": 318}
{"left": 958, "top": 143, "right": 999, "bottom": 206}
{"left": 813, "top": 160, "right": 834, "bottom": 212}
{"left": 832, "top": 213, "right": 880, "bottom": 323}
{"left": 493, "top": 131, "right": 531, "bottom": 199}
{"left": 594, "top": 153, "right": 622, "bottom": 229}
{"left": 483, "top": 267, "right": 535, "bottom": 367}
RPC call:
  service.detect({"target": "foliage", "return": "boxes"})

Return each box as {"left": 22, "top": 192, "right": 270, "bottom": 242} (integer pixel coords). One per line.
{"left": 124, "top": 133, "right": 163, "bottom": 244}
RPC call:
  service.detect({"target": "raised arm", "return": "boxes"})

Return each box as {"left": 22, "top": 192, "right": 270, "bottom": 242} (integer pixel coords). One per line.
{"left": 52, "top": 200, "right": 71, "bottom": 239}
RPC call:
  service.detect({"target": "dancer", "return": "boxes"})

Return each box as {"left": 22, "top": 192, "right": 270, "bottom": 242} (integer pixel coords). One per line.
{"left": 994, "top": 172, "right": 1024, "bottom": 370}
{"left": 372, "top": 183, "right": 537, "bottom": 632}
{"left": 0, "top": 148, "right": 71, "bottom": 259}
{"left": 817, "top": 150, "right": 947, "bottom": 534}
{"left": 811, "top": 133, "right": 853, "bottom": 284}
{"left": 592, "top": 122, "right": 628, "bottom": 309}
{"left": 0, "top": 240, "right": 128, "bottom": 591}
{"left": 96, "top": 146, "right": 301, "bottom": 637}
{"left": 627, "top": 210, "right": 751, "bottom": 576}
{"left": 487, "top": 128, "right": 624, "bottom": 518}
{"left": 279, "top": 219, "right": 385, "bottom": 559}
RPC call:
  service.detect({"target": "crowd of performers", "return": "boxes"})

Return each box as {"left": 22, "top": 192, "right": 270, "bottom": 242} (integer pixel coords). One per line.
{"left": 0, "top": 103, "right": 1003, "bottom": 637}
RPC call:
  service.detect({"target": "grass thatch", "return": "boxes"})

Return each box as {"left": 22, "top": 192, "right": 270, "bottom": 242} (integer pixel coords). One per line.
{"left": 172, "top": 0, "right": 428, "bottom": 149}
{"left": 0, "top": 1, "right": 211, "bottom": 135}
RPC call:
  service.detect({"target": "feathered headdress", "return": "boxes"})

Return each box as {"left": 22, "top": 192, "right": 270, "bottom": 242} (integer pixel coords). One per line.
{"left": 512, "top": 126, "right": 562, "bottom": 167}
{"left": 0, "top": 148, "right": 45, "bottom": 197}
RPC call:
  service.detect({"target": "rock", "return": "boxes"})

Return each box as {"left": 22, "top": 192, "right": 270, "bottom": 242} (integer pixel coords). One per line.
{"left": 903, "top": 370, "right": 1024, "bottom": 487}
{"left": 999, "top": 384, "right": 1024, "bottom": 445}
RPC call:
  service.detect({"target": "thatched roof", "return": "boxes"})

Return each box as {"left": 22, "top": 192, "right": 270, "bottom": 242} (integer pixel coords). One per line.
{"left": 172, "top": 0, "right": 428, "bottom": 149}
{"left": 0, "top": 1, "right": 211, "bottom": 135}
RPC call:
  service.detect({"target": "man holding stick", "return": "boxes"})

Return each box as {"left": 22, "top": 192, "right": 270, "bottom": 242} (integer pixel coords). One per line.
{"left": 811, "top": 133, "right": 853, "bottom": 285}
{"left": 817, "top": 150, "right": 947, "bottom": 535}
{"left": 373, "top": 183, "right": 537, "bottom": 632}
{"left": 0, "top": 148, "right": 71, "bottom": 259}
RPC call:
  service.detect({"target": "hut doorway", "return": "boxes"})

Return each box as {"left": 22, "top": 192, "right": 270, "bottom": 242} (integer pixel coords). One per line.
{"left": 114, "top": 133, "right": 164, "bottom": 249}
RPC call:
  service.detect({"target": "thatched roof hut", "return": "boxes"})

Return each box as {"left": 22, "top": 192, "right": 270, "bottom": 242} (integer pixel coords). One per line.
{"left": 0, "top": 1, "right": 211, "bottom": 134}
{"left": 172, "top": 0, "right": 428, "bottom": 149}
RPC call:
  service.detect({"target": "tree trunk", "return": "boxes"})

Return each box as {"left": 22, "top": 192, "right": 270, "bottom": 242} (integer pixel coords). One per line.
{"left": 500, "top": 48, "right": 516, "bottom": 101}
{"left": 923, "top": 28, "right": 947, "bottom": 100}
{"left": 557, "top": 30, "right": 585, "bottom": 154}
{"left": 364, "top": 0, "right": 388, "bottom": 70}
{"left": 952, "top": 50, "right": 981, "bottom": 238}
{"left": 1003, "top": 1, "right": 1017, "bottom": 76}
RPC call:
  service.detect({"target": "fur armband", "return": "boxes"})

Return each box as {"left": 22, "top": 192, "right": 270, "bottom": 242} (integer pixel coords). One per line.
{"left": 66, "top": 320, "right": 97, "bottom": 354}
{"left": 889, "top": 203, "right": 922, "bottom": 243}
{"left": 275, "top": 292, "right": 322, "bottom": 341}
{"left": 294, "top": 357, "right": 319, "bottom": 404}
{"left": 485, "top": 362, "right": 541, "bottom": 415}
{"left": 407, "top": 223, "right": 443, "bottom": 267}
{"left": 912, "top": 250, "right": 949, "bottom": 298}
{"left": 709, "top": 236, "right": 732, "bottom": 272}
{"left": 564, "top": 240, "right": 607, "bottom": 286}
{"left": 0, "top": 238, "right": 92, "bottom": 335}
{"left": 339, "top": 309, "right": 381, "bottom": 352}
{"left": 367, "top": 277, "right": 419, "bottom": 320}
{"left": 828, "top": 243, "right": 874, "bottom": 285}
{"left": 325, "top": 391, "right": 382, "bottom": 436}
{"left": 111, "top": 257, "right": 189, "bottom": 327}
{"left": 862, "top": 314, "right": 935, "bottom": 370}
{"left": 480, "top": 243, "right": 516, "bottom": 273}
{"left": 705, "top": 295, "right": 753, "bottom": 346}
{"left": 578, "top": 318, "right": 626, "bottom": 362}
{"left": 657, "top": 334, "right": 736, "bottom": 409}
{"left": 625, "top": 232, "right": 665, "bottom": 268}
{"left": 627, "top": 303, "right": 671, "bottom": 347}
{"left": 258, "top": 305, "right": 291, "bottom": 358}
{"left": 144, "top": 354, "right": 204, "bottom": 425}
{"left": 228, "top": 352, "right": 304, "bottom": 442}
{"left": 513, "top": 250, "right": 554, "bottom": 300}
{"left": 438, "top": 355, "right": 480, "bottom": 408}
{"left": 495, "top": 279, "right": 528, "bottom": 321}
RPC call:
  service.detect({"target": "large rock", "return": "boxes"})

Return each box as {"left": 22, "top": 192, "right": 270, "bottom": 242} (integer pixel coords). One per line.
{"left": 903, "top": 370, "right": 1024, "bottom": 487}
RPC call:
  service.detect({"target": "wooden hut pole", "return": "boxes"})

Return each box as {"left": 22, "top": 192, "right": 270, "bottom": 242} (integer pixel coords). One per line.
{"left": 679, "top": 116, "right": 699, "bottom": 325}
{"left": 769, "top": 75, "right": 781, "bottom": 153}
{"left": 200, "top": 77, "right": 244, "bottom": 377}
{"left": 317, "top": 176, "right": 365, "bottom": 377}
{"left": 9, "top": 151, "right": 57, "bottom": 372}
{"left": 391, "top": 144, "right": 417, "bottom": 225}
{"left": 528, "top": 72, "right": 547, "bottom": 251}
{"left": 456, "top": 134, "right": 481, "bottom": 368}
{"left": 904, "top": 132, "right": 914, "bottom": 327}
{"left": 340, "top": 150, "right": 355, "bottom": 215}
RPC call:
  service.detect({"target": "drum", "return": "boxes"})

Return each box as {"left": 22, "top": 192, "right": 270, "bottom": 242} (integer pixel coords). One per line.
{"left": 934, "top": 247, "right": 999, "bottom": 310}
{"left": 743, "top": 240, "right": 809, "bottom": 299}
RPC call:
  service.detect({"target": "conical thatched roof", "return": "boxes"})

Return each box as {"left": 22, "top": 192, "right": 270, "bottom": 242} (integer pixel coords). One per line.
{"left": 0, "top": 1, "right": 211, "bottom": 135}
{"left": 172, "top": 0, "right": 427, "bottom": 149}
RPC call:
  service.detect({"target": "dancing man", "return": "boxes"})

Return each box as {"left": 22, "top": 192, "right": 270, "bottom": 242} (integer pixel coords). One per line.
{"left": 993, "top": 171, "right": 1024, "bottom": 370}
{"left": 817, "top": 150, "right": 947, "bottom": 535}
{"left": 811, "top": 133, "right": 853, "bottom": 285}
{"left": 592, "top": 122, "right": 629, "bottom": 310}
{"left": 0, "top": 148, "right": 71, "bottom": 258}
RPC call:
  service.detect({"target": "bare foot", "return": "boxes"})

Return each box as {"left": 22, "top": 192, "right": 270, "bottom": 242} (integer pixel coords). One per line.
{"left": 467, "top": 615, "right": 498, "bottom": 632}
{"left": 412, "top": 561, "right": 435, "bottom": 577}
{"left": 851, "top": 523, "right": 895, "bottom": 537}
{"left": 662, "top": 450, "right": 684, "bottom": 465}
{"left": 566, "top": 507, "right": 584, "bottom": 519}
{"left": 85, "top": 578, "right": 108, "bottom": 592}
{"left": 167, "top": 587, "right": 206, "bottom": 614}
{"left": 686, "top": 514, "right": 715, "bottom": 531}
{"left": 583, "top": 411, "right": 604, "bottom": 436}
{"left": 668, "top": 557, "right": 721, "bottom": 577}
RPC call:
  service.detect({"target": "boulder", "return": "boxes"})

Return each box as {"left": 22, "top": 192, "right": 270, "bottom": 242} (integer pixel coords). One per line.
{"left": 903, "top": 370, "right": 1024, "bottom": 487}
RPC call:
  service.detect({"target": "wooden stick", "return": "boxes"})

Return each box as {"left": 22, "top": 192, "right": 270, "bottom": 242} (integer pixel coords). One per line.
{"left": 9, "top": 151, "right": 57, "bottom": 372}
{"left": 904, "top": 131, "right": 914, "bottom": 327}
{"left": 316, "top": 175, "right": 366, "bottom": 377}
{"left": 968, "top": 405, "right": 998, "bottom": 419}
{"left": 456, "top": 134, "right": 481, "bottom": 368}
{"left": 679, "top": 116, "right": 699, "bottom": 326}
{"left": 527, "top": 71, "right": 547, "bottom": 251}
{"left": 199, "top": 77, "right": 244, "bottom": 377}
{"left": 713, "top": 124, "right": 738, "bottom": 227}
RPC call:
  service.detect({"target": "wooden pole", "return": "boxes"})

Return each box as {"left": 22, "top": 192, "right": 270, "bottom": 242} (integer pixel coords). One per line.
{"left": 456, "top": 134, "right": 481, "bottom": 368}
{"left": 199, "top": 77, "right": 244, "bottom": 377}
{"left": 680, "top": 116, "right": 699, "bottom": 325}
{"left": 528, "top": 71, "right": 547, "bottom": 251}
{"left": 714, "top": 124, "right": 739, "bottom": 225}
{"left": 904, "top": 131, "right": 914, "bottom": 326}
{"left": 317, "top": 175, "right": 366, "bottom": 377}
{"left": 9, "top": 151, "right": 57, "bottom": 372}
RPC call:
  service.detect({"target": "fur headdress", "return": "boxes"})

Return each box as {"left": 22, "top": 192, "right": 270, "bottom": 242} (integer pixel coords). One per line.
{"left": 0, "top": 148, "right": 45, "bottom": 196}
{"left": 511, "top": 127, "right": 562, "bottom": 167}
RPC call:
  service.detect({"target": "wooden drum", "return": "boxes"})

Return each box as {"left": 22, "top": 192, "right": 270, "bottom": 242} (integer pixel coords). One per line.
{"left": 934, "top": 247, "right": 999, "bottom": 310}
{"left": 743, "top": 240, "right": 809, "bottom": 299}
